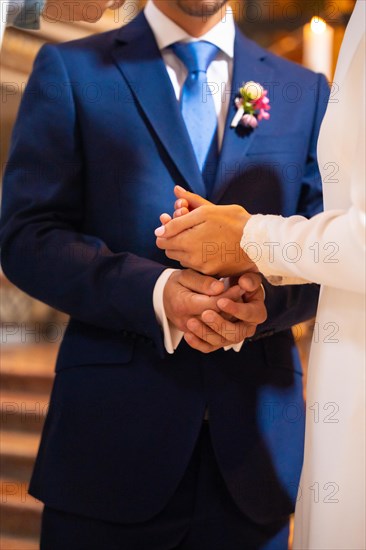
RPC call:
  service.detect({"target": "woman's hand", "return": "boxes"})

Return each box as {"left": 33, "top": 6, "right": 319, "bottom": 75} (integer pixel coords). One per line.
{"left": 155, "top": 186, "right": 254, "bottom": 277}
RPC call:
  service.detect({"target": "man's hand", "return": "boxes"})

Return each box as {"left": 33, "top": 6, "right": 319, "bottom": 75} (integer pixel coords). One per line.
{"left": 156, "top": 187, "right": 254, "bottom": 278}
{"left": 43, "top": 0, "right": 125, "bottom": 23}
{"left": 211, "top": 271, "right": 267, "bottom": 337}
{"left": 164, "top": 270, "right": 267, "bottom": 353}
{"left": 164, "top": 269, "right": 242, "bottom": 332}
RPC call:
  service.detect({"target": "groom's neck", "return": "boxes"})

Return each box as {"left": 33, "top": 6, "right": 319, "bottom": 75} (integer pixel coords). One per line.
{"left": 152, "top": 0, "right": 224, "bottom": 37}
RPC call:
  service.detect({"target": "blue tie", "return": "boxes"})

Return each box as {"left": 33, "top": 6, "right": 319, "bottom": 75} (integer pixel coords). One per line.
{"left": 171, "top": 41, "right": 220, "bottom": 195}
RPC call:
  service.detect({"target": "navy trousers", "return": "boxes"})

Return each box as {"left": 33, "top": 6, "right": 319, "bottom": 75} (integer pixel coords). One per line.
{"left": 40, "top": 424, "right": 289, "bottom": 550}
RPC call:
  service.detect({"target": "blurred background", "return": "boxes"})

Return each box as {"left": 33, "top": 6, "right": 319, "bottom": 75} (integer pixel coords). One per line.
{"left": 0, "top": 1, "right": 357, "bottom": 548}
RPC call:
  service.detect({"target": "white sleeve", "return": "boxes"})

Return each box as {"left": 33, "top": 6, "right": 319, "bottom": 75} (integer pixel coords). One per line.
{"left": 225, "top": 341, "right": 243, "bottom": 352}
{"left": 153, "top": 269, "right": 184, "bottom": 354}
{"left": 241, "top": 200, "right": 365, "bottom": 292}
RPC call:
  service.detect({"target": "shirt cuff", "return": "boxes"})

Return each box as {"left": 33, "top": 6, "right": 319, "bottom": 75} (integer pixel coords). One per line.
{"left": 225, "top": 341, "right": 243, "bottom": 352}
{"left": 13, "top": 0, "right": 45, "bottom": 30}
{"left": 153, "top": 268, "right": 184, "bottom": 354}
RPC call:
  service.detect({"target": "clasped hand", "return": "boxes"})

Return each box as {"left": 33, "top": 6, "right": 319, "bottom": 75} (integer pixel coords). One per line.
{"left": 163, "top": 269, "right": 267, "bottom": 353}
{"left": 158, "top": 188, "right": 267, "bottom": 353}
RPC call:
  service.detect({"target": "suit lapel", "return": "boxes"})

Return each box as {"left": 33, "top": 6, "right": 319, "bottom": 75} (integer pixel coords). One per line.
{"left": 211, "top": 30, "right": 274, "bottom": 203}
{"left": 112, "top": 13, "right": 206, "bottom": 196}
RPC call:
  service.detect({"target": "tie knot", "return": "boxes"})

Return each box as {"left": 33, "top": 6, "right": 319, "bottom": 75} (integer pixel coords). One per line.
{"left": 171, "top": 41, "right": 220, "bottom": 74}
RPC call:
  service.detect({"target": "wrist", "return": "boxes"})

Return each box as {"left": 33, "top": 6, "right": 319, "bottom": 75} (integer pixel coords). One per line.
{"left": 237, "top": 206, "right": 251, "bottom": 236}
{"left": 163, "top": 270, "right": 182, "bottom": 326}
{"left": 222, "top": 207, "right": 253, "bottom": 277}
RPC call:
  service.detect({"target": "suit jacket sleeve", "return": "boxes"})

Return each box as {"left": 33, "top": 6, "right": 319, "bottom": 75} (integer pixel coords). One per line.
{"left": 0, "top": 44, "right": 167, "bottom": 348}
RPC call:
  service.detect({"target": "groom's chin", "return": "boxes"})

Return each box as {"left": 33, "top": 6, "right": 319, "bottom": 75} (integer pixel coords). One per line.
{"left": 176, "top": 0, "right": 229, "bottom": 17}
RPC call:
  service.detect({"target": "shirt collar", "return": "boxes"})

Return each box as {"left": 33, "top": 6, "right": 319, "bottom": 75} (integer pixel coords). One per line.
{"left": 144, "top": 0, "right": 235, "bottom": 59}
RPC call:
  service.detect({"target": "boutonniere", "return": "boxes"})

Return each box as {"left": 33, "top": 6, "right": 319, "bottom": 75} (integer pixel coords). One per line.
{"left": 231, "top": 81, "right": 271, "bottom": 129}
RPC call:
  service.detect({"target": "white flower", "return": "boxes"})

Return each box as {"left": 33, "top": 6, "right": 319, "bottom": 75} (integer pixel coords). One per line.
{"left": 242, "top": 81, "right": 263, "bottom": 101}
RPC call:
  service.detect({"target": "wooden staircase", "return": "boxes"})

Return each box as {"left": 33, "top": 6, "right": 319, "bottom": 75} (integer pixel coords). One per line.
{"left": 1, "top": 343, "right": 58, "bottom": 549}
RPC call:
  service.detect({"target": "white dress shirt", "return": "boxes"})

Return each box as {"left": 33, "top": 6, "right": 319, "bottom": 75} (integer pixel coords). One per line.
{"left": 144, "top": 0, "right": 234, "bottom": 147}
{"left": 145, "top": 0, "right": 241, "bottom": 353}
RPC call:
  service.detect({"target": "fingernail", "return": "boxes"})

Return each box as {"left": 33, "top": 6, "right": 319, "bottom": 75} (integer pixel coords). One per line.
{"left": 154, "top": 226, "right": 166, "bottom": 236}
{"left": 175, "top": 185, "right": 186, "bottom": 193}
{"left": 210, "top": 281, "right": 222, "bottom": 293}
{"left": 217, "top": 298, "right": 229, "bottom": 309}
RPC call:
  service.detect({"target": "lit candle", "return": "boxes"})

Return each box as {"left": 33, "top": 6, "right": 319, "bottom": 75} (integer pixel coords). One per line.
{"left": 303, "top": 17, "right": 334, "bottom": 80}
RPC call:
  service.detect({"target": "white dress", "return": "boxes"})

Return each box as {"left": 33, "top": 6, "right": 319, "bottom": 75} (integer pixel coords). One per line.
{"left": 242, "top": 1, "right": 366, "bottom": 548}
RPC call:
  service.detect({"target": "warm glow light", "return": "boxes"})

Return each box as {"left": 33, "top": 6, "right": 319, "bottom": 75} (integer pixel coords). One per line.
{"left": 303, "top": 16, "right": 334, "bottom": 79}
{"left": 310, "top": 16, "right": 327, "bottom": 35}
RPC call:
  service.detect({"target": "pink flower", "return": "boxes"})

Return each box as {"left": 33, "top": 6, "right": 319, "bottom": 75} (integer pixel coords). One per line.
{"left": 254, "top": 90, "right": 271, "bottom": 121}
{"left": 258, "top": 110, "right": 270, "bottom": 121}
{"left": 242, "top": 114, "right": 258, "bottom": 128}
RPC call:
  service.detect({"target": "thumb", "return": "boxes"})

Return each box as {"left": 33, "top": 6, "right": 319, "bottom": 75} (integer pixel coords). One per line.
{"left": 238, "top": 271, "right": 262, "bottom": 293}
{"left": 174, "top": 186, "right": 212, "bottom": 209}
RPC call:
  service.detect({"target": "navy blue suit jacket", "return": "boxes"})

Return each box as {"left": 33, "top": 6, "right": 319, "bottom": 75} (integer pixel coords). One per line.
{"left": 0, "top": 13, "right": 329, "bottom": 526}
